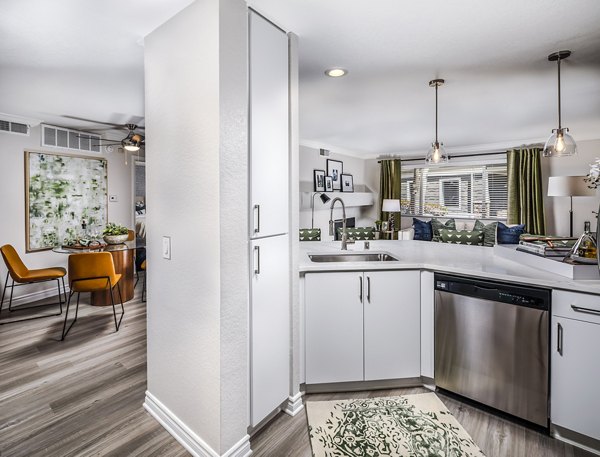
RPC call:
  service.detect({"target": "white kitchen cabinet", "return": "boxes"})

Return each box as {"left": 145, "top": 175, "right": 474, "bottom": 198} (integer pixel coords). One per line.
{"left": 305, "top": 270, "right": 421, "bottom": 385}
{"left": 364, "top": 270, "right": 420, "bottom": 380}
{"left": 305, "top": 272, "right": 364, "bottom": 384}
{"left": 250, "top": 235, "right": 290, "bottom": 426}
{"left": 551, "top": 291, "right": 600, "bottom": 442}
{"left": 249, "top": 11, "right": 289, "bottom": 238}
{"left": 420, "top": 271, "right": 435, "bottom": 379}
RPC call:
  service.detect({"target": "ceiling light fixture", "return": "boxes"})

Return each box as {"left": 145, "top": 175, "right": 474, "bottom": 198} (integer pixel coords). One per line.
{"left": 122, "top": 133, "right": 143, "bottom": 152}
{"left": 325, "top": 68, "right": 347, "bottom": 78}
{"left": 543, "top": 50, "right": 577, "bottom": 158}
{"left": 425, "top": 79, "right": 448, "bottom": 165}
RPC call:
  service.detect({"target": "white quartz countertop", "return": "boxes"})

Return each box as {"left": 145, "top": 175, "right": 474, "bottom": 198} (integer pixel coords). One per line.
{"left": 299, "top": 240, "right": 600, "bottom": 295}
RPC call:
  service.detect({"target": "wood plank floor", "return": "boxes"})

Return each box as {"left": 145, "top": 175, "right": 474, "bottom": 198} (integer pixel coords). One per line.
{"left": 1, "top": 286, "right": 595, "bottom": 456}
{"left": 0, "top": 284, "right": 189, "bottom": 457}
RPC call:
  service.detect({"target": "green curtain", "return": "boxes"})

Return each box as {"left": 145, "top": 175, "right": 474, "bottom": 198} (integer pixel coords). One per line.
{"left": 379, "top": 159, "right": 402, "bottom": 227}
{"left": 507, "top": 147, "right": 546, "bottom": 235}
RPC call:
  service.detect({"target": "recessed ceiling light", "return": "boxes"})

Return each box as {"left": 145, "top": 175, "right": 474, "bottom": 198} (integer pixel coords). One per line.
{"left": 325, "top": 68, "right": 347, "bottom": 78}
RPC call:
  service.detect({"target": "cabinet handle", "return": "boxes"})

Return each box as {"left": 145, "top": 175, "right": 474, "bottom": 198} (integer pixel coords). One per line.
{"left": 367, "top": 276, "right": 371, "bottom": 303}
{"left": 557, "top": 322, "right": 563, "bottom": 356}
{"left": 254, "top": 204, "right": 260, "bottom": 233}
{"left": 359, "top": 276, "right": 363, "bottom": 303}
{"left": 254, "top": 246, "right": 260, "bottom": 275}
{"left": 571, "top": 304, "right": 600, "bottom": 316}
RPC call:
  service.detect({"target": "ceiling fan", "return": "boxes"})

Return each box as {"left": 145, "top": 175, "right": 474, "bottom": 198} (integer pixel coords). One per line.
{"left": 60, "top": 115, "right": 146, "bottom": 152}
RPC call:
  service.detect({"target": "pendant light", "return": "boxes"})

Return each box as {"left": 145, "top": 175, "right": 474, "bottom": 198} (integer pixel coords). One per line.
{"left": 543, "top": 50, "right": 577, "bottom": 157}
{"left": 426, "top": 79, "right": 448, "bottom": 164}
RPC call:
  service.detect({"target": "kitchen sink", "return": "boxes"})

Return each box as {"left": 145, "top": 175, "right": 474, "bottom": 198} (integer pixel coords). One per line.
{"left": 308, "top": 252, "right": 399, "bottom": 263}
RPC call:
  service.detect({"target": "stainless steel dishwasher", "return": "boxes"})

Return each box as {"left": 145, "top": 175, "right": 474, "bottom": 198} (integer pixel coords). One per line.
{"left": 434, "top": 273, "right": 550, "bottom": 428}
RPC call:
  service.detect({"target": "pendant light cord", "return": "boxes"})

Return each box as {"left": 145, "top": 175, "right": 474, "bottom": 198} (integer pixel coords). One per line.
{"left": 557, "top": 57, "right": 562, "bottom": 130}
{"left": 435, "top": 83, "right": 439, "bottom": 143}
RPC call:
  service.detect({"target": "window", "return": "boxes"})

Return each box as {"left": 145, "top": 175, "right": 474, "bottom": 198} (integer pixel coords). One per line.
{"left": 400, "top": 158, "right": 508, "bottom": 219}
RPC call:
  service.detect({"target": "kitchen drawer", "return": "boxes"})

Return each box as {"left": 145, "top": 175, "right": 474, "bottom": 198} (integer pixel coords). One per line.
{"left": 553, "top": 290, "right": 600, "bottom": 324}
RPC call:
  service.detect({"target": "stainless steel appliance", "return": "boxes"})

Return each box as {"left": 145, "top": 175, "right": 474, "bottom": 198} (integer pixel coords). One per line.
{"left": 434, "top": 273, "right": 550, "bottom": 427}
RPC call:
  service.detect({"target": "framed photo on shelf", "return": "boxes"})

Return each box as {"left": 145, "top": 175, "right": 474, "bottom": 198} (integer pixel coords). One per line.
{"left": 325, "top": 176, "right": 333, "bottom": 192}
{"left": 327, "top": 159, "right": 343, "bottom": 191}
{"left": 341, "top": 174, "right": 354, "bottom": 192}
{"left": 313, "top": 169, "right": 325, "bottom": 192}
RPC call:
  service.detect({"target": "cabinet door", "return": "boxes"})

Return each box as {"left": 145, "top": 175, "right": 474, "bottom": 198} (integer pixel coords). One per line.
{"left": 364, "top": 270, "right": 421, "bottom": 381}
{"left": 249, "top": 12, "right": 289, "bottom": 238}
{"left": 305, "top": 272, "right": 364, "bottom": 384}
{"left": 551, "top": 316, "right": 600, "bottom": 441}
{"left": 251, "top": 235, "right": 289, "bottom": 426}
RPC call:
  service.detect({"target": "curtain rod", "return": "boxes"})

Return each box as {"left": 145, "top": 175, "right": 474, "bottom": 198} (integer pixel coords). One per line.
{"left": 377, "top": 144, "right": 543, "bottom": 163}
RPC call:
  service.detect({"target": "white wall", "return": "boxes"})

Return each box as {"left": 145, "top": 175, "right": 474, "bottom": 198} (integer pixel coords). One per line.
{"left": 144, "top": 0, "right": 248, "bottom": 454}
{"left": 299, "top": 145, "right": 377, "bottom": 238}
{"left": 0, "top": 124, "right": 133, "bottom": 300}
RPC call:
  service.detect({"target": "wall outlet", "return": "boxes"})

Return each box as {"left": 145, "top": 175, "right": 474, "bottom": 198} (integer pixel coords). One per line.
{"left": 109, "top": 195, "right": 118, "bottom": 202}
{"left": 162, "top": 236, "right": 171, "bottom": 260}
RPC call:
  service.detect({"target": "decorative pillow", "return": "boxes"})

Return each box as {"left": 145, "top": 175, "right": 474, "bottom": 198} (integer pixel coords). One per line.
{"left": 439, "top": 229, "right": 484, "bottom": 246}
{"left": 299, "top": 228, "right": 321, "bottom": 241}
{"left": 497, "top": 223, "right": 526, "bottom": 244}
{"left": 413, "top": 218, "right": 433, "bottom": 241}
{"left": 431, "top": 218, "right": 456, "bottom": 242}
{"left": 473, "top": 220, "right": 498, "bottom": 247}
{"left": 336, "top": 227, "right": 375, "bottom": 240}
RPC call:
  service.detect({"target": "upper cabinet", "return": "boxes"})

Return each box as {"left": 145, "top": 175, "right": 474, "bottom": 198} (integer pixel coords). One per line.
{"left": 249, "top": 12, "right": 289, "bottom": 239}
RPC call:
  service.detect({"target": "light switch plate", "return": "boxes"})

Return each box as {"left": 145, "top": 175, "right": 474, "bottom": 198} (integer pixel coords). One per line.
{"left": 162, "top": 236, "right": 171, "bottom": 260}
{"left": 109, "top": 195, "right": 118, "bottom": 202}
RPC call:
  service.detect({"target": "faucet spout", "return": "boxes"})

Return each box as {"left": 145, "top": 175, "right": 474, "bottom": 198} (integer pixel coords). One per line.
{"left": 329, "top": 197, "right": 348, "bottom": 250}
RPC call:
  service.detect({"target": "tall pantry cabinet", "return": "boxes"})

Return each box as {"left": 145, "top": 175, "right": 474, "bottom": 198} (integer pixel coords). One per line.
{"left": 248, "top": 10, "right": 291, "bottom": 427}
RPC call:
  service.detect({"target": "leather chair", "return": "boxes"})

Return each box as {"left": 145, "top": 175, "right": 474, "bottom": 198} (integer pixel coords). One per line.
{"left": 62, "top": 252, "right": 124, "bottom": 340}
{"left": 0, "top": 244, "right": 66, "bottom": 324}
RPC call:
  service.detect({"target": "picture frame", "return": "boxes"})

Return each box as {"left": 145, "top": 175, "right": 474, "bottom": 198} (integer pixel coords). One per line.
{"left": 326, "top": 159, "right": 343, "bottom": 191}
{"left": 325, "top": 176, "right": 333, "bottom": 192}
{"left": 25, "top": 151, "right": 108, "bottom": 252}
{"left": 341, "top": 173, "right": 354, "bottom": 192}
{"left": 313, "top": 169, "right": 325, "bottom": 192}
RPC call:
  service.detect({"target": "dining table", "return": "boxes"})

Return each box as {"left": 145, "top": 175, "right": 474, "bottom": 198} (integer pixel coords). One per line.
{"left": 53, "top": 240, "right": 143, "bottom": 306}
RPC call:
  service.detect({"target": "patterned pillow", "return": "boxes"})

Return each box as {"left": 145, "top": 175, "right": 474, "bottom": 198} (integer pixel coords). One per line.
{"left": 413, "top": 218, "right": 433, "bottom": 241}
{"left": 431, "top": 218, "right": 456, "bottom": 242}
{"left": 439, "top": 229, "right": 484, "bottom": 246}
{"left": 497, "top": 223, "right": 526, "bottom": 244}
{"left": 473, "top": 220, "right": 498, "bottom": 247}
{"left": 299, "top": 228, "right": 321, "bottom": 241}
{"left": 336, "top": 227, "right": 375, "bottom": 240}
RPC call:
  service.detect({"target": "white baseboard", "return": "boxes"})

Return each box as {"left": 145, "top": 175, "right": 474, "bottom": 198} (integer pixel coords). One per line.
{"left": 1, "top": 283, "right": 69, "bottom": 308}
{"left": 283, "top": 392, "right": 304, "bottom": 416}
{"left": 144, "top": 391, "right": 252, "bottom": 457}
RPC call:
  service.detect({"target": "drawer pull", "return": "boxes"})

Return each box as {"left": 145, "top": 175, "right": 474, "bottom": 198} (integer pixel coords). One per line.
{"left": 570, "top": 305, "right": 600, "bottom": 316}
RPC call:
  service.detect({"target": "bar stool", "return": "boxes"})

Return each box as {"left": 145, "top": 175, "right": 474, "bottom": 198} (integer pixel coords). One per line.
{"left": 62, "top": 252, "right": 124, "bottom": 340}
{"left": 0, "top": 244, "right": 66, "bottom": 324}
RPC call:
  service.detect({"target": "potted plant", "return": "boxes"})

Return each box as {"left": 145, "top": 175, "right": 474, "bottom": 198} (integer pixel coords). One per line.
{"left": 103, "top": 222, "right": 129, "bottom": 245}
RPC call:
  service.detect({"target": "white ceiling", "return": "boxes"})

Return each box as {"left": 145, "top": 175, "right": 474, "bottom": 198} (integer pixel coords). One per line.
{"left": 1, "top": 0, "right": 599, "bottom": 154}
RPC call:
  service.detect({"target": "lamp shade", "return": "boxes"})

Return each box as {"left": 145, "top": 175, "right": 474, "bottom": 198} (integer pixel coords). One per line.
{"left": 382, "top": 198, "right": 401, "bottom": 212}
{"left": 547, "top": 176, "right": 596, "bottom": 197}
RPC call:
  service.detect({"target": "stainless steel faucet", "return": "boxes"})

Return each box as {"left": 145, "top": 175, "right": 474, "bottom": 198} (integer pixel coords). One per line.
{"left": 328, "top": 197, "right": 348, "bottom": 250}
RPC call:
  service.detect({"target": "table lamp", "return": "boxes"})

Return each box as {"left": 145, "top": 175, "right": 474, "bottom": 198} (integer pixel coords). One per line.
{"left": 382, "top": 199, "right": 401, "bottom": 232}
{"left": 547, "top": 176, "right": 596, "bottom": 237}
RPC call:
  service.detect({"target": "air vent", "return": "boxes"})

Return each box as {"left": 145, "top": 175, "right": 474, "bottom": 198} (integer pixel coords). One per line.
{"left": 41, "top": 124, "right": 101, "bottom": 153}
{"left": 0, "top": 118, "right": 30, "bottom": 136}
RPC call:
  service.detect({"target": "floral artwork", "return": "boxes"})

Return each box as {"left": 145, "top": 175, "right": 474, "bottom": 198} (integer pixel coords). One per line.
{"left": 26, "top": 151, "right": 108, "bottom": 252}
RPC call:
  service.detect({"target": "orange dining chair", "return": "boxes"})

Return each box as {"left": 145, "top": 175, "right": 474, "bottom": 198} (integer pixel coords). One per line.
{"left": 61, "top": 252, "right": 124, "bottom": 340}
{"left": 140, "top": 259, "right": 146, "bottom": 302}
{"left": 0, "top": 244, "right": 66, "bottom": 324}
{"left": 127, "top": 229, "right": 135, "bottom": 241}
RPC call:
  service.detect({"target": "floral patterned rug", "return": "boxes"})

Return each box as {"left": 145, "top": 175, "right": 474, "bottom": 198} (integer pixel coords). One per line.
{"left": 306, "top": 393, "right": 486, "bottom": 457}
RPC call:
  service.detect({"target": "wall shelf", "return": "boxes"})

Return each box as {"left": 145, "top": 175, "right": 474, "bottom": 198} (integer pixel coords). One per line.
{"left": 300, "top": 183, "right": 375, "bottom": 210}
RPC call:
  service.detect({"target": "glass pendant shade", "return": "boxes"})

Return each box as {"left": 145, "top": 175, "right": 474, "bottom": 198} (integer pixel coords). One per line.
{"left": 543, "top": 128, "right": 577, "bottom": 157}
{"left": 426, "top": 141, "right": 448, "bottom": 164}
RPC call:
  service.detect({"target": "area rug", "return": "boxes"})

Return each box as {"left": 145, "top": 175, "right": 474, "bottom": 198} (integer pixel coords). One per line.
{"left": 306, "top": 392, "right": 485, "bottom": 457}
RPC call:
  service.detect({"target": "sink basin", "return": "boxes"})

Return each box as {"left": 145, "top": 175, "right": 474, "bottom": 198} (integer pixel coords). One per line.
{"left": 308, "top": 252, "right": 399, "bottom": 263}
